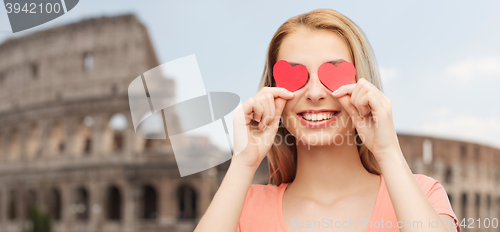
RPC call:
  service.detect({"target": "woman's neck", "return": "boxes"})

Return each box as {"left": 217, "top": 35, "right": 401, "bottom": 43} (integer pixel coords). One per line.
{"left": 288, "top": 137, "right": 378, "bottom": 206}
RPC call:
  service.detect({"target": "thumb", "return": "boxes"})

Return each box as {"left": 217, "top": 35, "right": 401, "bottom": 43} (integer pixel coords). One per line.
{"left": 337, "top": 95, "right": 362, "bottom": 124}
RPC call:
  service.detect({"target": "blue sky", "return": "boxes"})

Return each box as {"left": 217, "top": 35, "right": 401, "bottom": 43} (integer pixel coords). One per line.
{"left": 1, "top": 0, "right": 500, "bottom": 149}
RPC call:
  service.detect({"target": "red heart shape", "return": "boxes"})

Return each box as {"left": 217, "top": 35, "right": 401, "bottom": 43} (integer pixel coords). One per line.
{"left": 318, "top": 62, "right": 356, "bottom": 92}
{"left": 273, "top": 60, "right": 309, "bottom": 92}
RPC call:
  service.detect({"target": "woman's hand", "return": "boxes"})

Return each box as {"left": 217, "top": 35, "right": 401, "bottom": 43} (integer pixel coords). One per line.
{"left": 232, "top": 87, "right": 294, "bottom": 170}
{"left": 331, "top": 78, "right": 401, "bottom": 163}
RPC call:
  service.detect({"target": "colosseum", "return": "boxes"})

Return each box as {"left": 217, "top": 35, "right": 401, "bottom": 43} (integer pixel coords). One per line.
{"left": 0, "top": 14, "right": 498, "bottom": 232}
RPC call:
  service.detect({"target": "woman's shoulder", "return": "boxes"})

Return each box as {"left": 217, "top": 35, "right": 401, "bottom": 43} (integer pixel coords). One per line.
{"left": 245, "top": 183, "right": 287, "bottom": 203}
{"left": 412, "top": 173, "right": 439, "bottom": 183}
{"left": 412, "top": 173, "right": 444, "bottom": 195}
{"left": 239, "top": 183, "right": 289, "bottom": 231}
{"left": 240, "top": 183, "right": 287, "bottom": 220}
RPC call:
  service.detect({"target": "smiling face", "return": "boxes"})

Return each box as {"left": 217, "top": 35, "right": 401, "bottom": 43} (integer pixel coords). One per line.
{"left": 277, "top": 26, "right": 357, "bottom": 146}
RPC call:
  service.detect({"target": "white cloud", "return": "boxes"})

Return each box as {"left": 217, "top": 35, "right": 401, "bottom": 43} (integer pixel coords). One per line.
{"left": 379, "top": 66, "right": 399, "bottom": 83}
{"left": 418, "top": 107, "right": 500, "bottom": 149}
{"left": 443, "top": 56, "right": 500, "bottom": 84}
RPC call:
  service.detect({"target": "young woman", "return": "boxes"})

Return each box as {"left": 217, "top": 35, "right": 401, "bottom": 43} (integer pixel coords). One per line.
{"left": 195, "top": 9, "right": 459, "bottom": 232}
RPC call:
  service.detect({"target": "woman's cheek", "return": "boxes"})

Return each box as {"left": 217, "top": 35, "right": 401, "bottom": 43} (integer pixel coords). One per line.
{"left": 282, "top": 112, "right": 300, "bottom": 138}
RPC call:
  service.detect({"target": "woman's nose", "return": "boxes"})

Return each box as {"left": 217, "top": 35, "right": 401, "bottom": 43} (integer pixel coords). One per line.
{"left": 304, "top": 74, "right": 328, "bottom": 103}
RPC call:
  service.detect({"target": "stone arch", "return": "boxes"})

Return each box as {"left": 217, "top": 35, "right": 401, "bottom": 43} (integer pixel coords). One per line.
{"left": 0, "top": 132, "right": 4, "bottom": 161}
{"left": 141, "top": 184, "right": 157, "bottom": 220}
{"left": 177, "top": 184, "right": 197, "bottom": 220}
{"left": 48, "top": 120, "right": 66, "bottom": 156}
{"left": 9, "top": 128, "right": 20, "bottom": 161}
{"left": 105, "top": 112, "right": 128, "bottom": 153}
{"left": 106, "top": 185, "right": 122, "bottom": 221}
{"left": 140, "top": 112, "right": 165, "bottom": 151}
{"left": 74, "top": 187, "right": 89, "bottom": 221}
{"left": 75, "top": 116, "right": 94, "bottom": 156}
{"left": 46, "top": 188, "right": 62, "bottom": 221}
{"left": 83, "top": 52, "right": 94, "bottom": 72}
{"left": 27, "top": 123, "right": 41, "bottom": 159}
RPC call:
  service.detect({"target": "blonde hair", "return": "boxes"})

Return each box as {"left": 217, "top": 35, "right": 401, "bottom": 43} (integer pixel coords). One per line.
{"left": 258, "top": 9, "right": 382, "bottom": 186}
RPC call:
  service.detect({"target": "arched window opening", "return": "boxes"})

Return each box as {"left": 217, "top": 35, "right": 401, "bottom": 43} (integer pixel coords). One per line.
{"left": 475, "top": 193, "right": 481, "bottom": 219}
{"left": 497, "top": 198, "right": 500, "bottom": 221}
{"left": 8, "top": 190, "right": 17, "bottom": 220}
{"left": 46, "top": 188, "right": 61, "bottom": 221}
{"left": 177, "top": 185, "right": 197, "bottom": 220}
{"left": 31, "top": 63, "right": 38, "bottom": 79}
{"left": 142, "top": 185, "right": 157, "bottom": 220}
{"left": 444, "top": 166, "right": 453, "bottom": 184}
{"left": 460, "top": 144, "right": 467, "bottom": 159}
{"left": 422, "top": 139, "right": 433, "bottom": 165}
{"left": 49, "top": 122, "right": 66, "bottom": 155}
{"left": 448, "top": 194, "right": 453, "bottom": 207}
{"left": 109, "top": 113, "right": 128, "bottom": 152}
{"left": 0, "top": 71, "right": 5, "bottom": 84}
{"left": 82, "top": 116, "right": 94, "bottom": 155}
{"left": 106, "top": 186, "right": 121, "bottom": 221}
{"left": 486, "top": 195, "right": 491, "bottom": 218}
{"left": 74, "top": 187, "right": 89, "bottom": 221}
{"left": 9, "top": 129, "right": 20, "bottom": 161}
{"left": 0, "top": 133, "right": 4, "bottom": 160}
{"left": 139, "top": 113, "right": 164, "bottom": 150}
{"left": 461, "top": 193, "right": 468, "bottom": 220}
{"left": 27, "top": 124, "right": 41, "bottom": 159}
{"left": 83, "top": 52, "right": 94, "bottom": 72}
{"left": 25, "top": 190, "right": 37, "bottom": 219}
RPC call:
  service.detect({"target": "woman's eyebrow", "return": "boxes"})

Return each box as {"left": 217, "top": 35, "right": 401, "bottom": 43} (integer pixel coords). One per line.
{"left": 288, "top": 59, "right": 347, "bottom": 67}
{"left": 326, "top": 59, "right": 347, "bottom": 65}
{"left": 288, "top": 62, "right": 304, "bottom": 67}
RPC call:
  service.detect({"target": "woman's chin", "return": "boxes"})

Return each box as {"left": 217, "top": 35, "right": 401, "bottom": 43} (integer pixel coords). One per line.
{"left": 291, "top": 127, "right": 356, "bottom": 147}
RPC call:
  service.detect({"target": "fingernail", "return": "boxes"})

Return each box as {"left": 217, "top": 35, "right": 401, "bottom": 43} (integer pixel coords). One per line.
{"left": 288, "top": 91, "right": 294, "bottom": 95}
{"left": 332, "top": 90, "right": 338, "bottom": 95}
{"left": 263, "top": 125, "right": 267, "bottom": 131}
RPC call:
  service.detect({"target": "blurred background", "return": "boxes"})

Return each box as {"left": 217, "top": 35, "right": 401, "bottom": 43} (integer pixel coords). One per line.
{"left": 0, "top": 0, "right": 499, "bottom": 231}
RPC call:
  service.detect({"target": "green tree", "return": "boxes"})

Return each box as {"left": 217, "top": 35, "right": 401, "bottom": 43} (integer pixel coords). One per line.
{"left": 26, "top": 206, "right": 51, "bottom": 232}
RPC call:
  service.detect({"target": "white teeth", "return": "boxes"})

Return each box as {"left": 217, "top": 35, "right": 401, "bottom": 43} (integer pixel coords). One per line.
{"left": 301, "top": 112, "right": 336, "bottom": 121}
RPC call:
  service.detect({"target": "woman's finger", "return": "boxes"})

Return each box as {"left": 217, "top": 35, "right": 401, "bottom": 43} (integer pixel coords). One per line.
{"left": 353, "top": 86, "right": 369, "bottom": 116}
{"left": 265, "top": 93, "right": 276, "bottom": 128}
{"left": 242, "top": 98, "right": 264, "bottom": 125}
{"left": 331, "top": 84, "right": 356, "bottom": 98}
{"left": 273, "top": 98, "right": 287, "bottom": 127}
{"left": 261, "top": 87, "right": 295, "bottom": 100}
{"left": 337, "top": 94, "right": 361, "bottom": 123}
{"left": 358, "top": 91, "right": 384, "bottom": 117}
{"left": 356, "top": 92, "right": 372, "bottom": 116}
{"left": 350, "top": 79, "right": 366, "bottom": 104}
{"left": 257, "top": 94, "right": 271, "bottom": 131}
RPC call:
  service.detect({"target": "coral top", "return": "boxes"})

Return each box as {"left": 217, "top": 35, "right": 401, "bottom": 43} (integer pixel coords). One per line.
{"left": 238, "top": 174, "right": 459, "bottom": 232}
